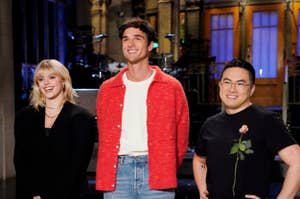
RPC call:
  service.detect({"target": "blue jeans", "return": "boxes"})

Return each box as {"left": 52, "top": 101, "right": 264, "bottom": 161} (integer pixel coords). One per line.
{"left": 103, "top": 155, "right": 175, "bottom": 199}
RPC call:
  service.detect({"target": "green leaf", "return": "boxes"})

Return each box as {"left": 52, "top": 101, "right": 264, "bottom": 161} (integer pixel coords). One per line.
{"left": 239, "top": 152, "right": 245, "bottom": 160}
{"left": 243, "top": 140, "right": 252, "bottom": 148}
{"left": 239, "top": 143, "right": 246, "bottom": 151}
{"left": 245, "top": 149, "right": 254, "bottom": 154}
{"left": 230, "top": 144, "right": 239, "bottom": 154}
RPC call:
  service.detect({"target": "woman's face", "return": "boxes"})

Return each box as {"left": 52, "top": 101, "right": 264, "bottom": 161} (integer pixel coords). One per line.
{"left": 36, "top": 69, "right": 64, "bottom": 102}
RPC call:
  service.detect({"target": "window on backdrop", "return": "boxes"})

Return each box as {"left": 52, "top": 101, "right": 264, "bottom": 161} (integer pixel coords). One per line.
{"left": 297, "top": 10, "right": 300, "bottom": 55}
{"left": 252, "top": 11, "right": 278, "bottom": 78}
{"left": 210, "top": 13, "right": 234, "bottom": 79}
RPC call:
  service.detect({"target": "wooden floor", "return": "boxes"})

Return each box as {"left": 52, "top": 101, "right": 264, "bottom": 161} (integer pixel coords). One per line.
{"left": 1, "top": 177, "right": 300, "bottom": 199}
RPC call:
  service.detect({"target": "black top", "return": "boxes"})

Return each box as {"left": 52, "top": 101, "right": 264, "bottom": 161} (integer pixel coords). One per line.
{"left": 195, "top": 104, "right": 296, "bottom": 199}
{"left": 45, "top": 128, "right": 51, "bottom": 137}
{"left": 14, "top": 102, "right": 97, "bottom": 199}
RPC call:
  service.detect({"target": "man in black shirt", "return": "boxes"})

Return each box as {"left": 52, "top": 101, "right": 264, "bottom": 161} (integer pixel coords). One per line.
{"left": 193, "top": 59, "right": 300, "bottom": 199}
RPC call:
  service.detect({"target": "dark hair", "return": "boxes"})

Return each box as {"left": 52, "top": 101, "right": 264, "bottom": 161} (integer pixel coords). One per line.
{"left": 118, "top": 17, "right": 157, "bottom": 45}
{"left": 220, "top": 59, "right": 256, "bottom": 84}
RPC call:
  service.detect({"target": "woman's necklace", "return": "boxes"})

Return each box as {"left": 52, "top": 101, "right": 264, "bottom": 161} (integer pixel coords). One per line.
{"left": 45, "top": 112, "right": 59, "bottom": 118}
{"left": 45, "top": 105, "right": 61, "bottom": 109}
{"left": 45, "top": 104, "right": 62, "bottom": 118}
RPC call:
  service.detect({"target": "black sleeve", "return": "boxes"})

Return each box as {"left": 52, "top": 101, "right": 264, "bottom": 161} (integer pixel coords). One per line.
{"left": 68, "top": 110, "right": 97, "bottom": 193}
{"left": 264, "top": 112, "right": 296, "bottom": 154}
{"left": 194, "top": 120, "right": 208, "bottom": 157}
{"left": 13, "top": 108, "right": 38, "bottom": 198}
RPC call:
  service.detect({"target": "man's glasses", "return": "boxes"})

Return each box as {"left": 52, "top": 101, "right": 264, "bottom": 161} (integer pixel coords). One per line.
{"left": 221, "top": 80, "right": 250, "bottom": 90}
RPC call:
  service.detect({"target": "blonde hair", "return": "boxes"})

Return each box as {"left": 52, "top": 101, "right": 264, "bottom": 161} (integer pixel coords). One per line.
{"left": 30, "top": 59, "right": 78, "bottom": 110}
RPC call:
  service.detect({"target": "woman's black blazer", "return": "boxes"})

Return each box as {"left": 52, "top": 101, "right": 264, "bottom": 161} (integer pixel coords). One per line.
{"left": 14, "top": 101, "right": 97, "bottom": 199}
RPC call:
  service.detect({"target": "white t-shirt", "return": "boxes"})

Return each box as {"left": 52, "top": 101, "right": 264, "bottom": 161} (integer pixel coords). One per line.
{"left": 118, "top": 70, "right": 155, "bottom": 156}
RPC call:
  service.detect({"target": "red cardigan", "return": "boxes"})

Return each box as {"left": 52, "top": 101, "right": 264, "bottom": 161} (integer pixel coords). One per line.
{"left": 95, "top": 66, "right": 189, "bottom": 191}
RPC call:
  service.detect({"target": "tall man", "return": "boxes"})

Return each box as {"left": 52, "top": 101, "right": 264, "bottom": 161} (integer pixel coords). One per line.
{"left": 95, "top": 17, "right": 189, "bottom": 199}
{"left": 193, "top": 59, "right": 300, "bottom": 199}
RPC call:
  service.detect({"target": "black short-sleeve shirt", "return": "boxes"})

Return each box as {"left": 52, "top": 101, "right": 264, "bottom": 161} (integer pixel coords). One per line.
{"left": 195, "top": 104, "right": 296, "bottom": 199}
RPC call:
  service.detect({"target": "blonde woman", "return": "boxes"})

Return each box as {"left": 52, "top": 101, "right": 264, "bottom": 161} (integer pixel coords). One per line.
{"left": 14, "top": 59, "right": 96, "bottom": 199}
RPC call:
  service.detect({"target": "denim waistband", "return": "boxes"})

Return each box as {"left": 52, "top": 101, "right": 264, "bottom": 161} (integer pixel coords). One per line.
{"left": 118, "top": 155, "right": 148, "bottom": 164}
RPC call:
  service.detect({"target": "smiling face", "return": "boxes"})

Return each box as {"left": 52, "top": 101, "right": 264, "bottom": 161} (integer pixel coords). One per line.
{"left": 36, "top": 69, "right": 65, "bottom": 103}
{"left": 219, "top": 67, "right": 255, "bottom": 114}
{"left": 121, "top": 27, "right": 153, "bottom": 66}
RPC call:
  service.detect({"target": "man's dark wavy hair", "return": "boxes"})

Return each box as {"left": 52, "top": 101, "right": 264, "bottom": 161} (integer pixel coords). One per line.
{"left": 220, "top": 59, "right": 256, "bottom": 85}
{"left": 118, "top": 17, "right": 157, "bottom": 45}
